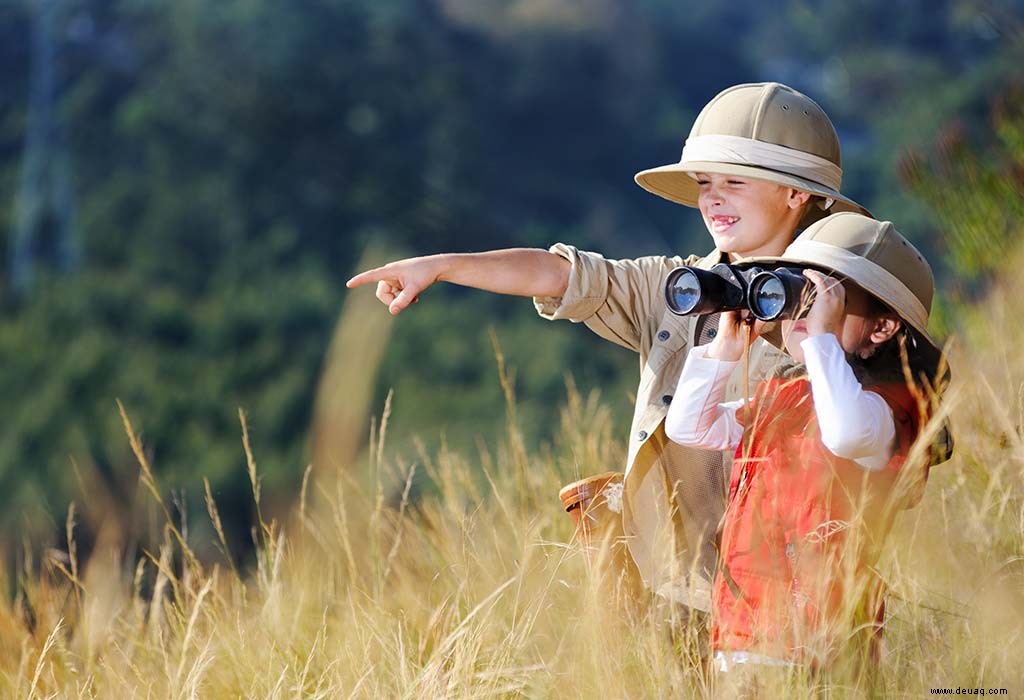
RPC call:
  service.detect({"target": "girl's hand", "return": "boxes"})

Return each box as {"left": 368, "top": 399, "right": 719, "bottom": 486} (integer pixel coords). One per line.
{"left": 705, "top": 311, "right": 764, "bottom": 362}
{"left": 803, "top": 269, "right": 845, "bottom": 337}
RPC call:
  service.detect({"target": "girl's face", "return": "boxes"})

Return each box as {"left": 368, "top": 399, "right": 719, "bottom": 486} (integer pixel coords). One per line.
{"left": 695, "top": 173, "right": 811, "bottom": 259}
{"left": 781, "top": 282, "right": 901, "bottom": 363}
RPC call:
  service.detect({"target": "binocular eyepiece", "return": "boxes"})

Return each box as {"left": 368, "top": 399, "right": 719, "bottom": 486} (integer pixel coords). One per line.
{"left": 665, "top": 263, "right": 812, "bottom": 321}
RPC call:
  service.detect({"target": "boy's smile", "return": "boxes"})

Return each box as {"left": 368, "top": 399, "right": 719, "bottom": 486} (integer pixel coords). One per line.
{"left": 710, "top": 215, "right": 740, "bottom": 234}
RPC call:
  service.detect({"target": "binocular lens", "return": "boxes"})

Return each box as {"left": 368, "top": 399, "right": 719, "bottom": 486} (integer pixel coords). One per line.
{"left": 665, "top": 263, "right": 809, "bottom": 318}
{"left": 747, "top": 268, "right": 811, "bottom": 321}
{"left": 665, "top": 263, "right": 749, "bottom": 316}
{"left": 751, "top": 276, "right": 786, "bottom": 320}
{"left": 667, "top": 269, "right": 702, "bottom": 315}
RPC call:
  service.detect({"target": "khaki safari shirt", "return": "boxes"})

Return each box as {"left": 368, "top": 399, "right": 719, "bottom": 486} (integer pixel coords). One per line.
{"left": 534, "top": 243, "right": 797, "bottom": 611}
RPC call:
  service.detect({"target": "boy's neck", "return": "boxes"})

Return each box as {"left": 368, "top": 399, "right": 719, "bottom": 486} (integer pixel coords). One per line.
{"left": 729, "top": 244, "right": 792, "bottom": 261}
{"left": 726, "top": 218, "right": 803, "bottom": 261}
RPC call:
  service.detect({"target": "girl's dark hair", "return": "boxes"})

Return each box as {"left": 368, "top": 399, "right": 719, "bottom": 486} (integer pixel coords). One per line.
{"left": 847, "top": 294, "right": 948, "bottom": 393}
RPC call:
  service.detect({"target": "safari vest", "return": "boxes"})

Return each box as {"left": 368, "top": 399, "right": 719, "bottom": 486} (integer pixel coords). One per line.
{"left": 711, "top": 377, "right": 922, "bottom": 662}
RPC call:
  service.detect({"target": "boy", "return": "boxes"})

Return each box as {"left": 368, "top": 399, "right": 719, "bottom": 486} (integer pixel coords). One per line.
{"left": 347, "top": 83, "right": 869, "bottom": 613}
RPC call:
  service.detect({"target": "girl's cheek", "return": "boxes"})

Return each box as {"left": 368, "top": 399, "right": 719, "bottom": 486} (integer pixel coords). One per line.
{"left": 784, "top": 339, "right": 805, "bottom": 363}
{"left": 782, "top": 324, "right": 806, "bottom": 361}
{"left": 838, "top": 318, "right": 870, "bottom": 355}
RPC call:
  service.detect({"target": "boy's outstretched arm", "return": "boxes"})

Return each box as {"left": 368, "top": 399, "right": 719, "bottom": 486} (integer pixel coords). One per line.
{"left": 346, "top": 248, "right": 571, "bottom": 315}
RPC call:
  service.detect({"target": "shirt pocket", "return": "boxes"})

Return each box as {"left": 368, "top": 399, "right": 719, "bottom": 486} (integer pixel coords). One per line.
{"left": 643, "top": 313, "right": 690, "bottom": 381}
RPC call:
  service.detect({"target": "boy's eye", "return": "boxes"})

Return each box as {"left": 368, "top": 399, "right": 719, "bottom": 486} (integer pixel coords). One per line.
{"left": 727, "top": 179, "right": 746, "bottom": 185}
{"left": 696, "top": 179, "right": 710, "bottom": 186}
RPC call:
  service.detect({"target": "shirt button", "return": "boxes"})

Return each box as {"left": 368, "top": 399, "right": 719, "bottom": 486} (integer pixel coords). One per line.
{"left": 661, "top": 395, "right": 673, "bottom": 405}
{"left": 707, "top": 328, "right": 717, "bottom": 339}
{"left": 637, "top": 430, "right": 648, "bottom": 441}
{"left": 657, "top": 330, "right": 670, "bottom": 341}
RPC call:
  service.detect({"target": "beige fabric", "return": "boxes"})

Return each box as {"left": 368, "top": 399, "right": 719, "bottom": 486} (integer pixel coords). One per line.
{"left": 535, "top": 244, "right": 798, "bottom": 609}
{"left": 633, "top": 82, "right": 871, "bottom": 226}
{"left": 681, "top": 135, "right": 843, "bottom": 191}
{"left": 769, "top": 239, "right": 929, "bottom": 330}
{"left": 742, "top": 211, "right": 939, "bottom": 353}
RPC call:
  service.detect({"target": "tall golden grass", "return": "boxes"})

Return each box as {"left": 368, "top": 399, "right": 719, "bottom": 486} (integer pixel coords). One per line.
{"left": 2, "top": 277, "right": 1023, "bottom": 698}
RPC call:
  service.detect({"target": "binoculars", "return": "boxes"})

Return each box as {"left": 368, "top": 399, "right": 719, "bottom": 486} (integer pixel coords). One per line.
{"left": 664, "top": 263, "right": 812, "bottom": 321}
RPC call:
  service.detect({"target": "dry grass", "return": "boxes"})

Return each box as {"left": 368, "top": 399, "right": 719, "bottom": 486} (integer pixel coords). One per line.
{"left": 2, "top": 289, "right": 1024, "bottom": 698}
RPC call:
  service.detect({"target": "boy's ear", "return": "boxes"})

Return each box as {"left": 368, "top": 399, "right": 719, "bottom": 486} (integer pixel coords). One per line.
{"left": 787, "top": 189, "right": 812, "bottom": 210}
{"left": 870, "top": 315, "right": 902, "bottom": 344}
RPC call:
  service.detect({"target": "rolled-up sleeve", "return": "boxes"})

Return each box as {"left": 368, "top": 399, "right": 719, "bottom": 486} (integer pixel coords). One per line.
{"left": 534, "top": 243, "right": 694, "bottom": 353}
{"left": 533, "top": 243, "right": 610, "bottom": 322}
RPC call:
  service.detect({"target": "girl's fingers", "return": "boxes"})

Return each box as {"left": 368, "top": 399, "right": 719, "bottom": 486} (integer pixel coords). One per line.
{"left": 740, "top": 316, "right": 768, "bottom": 344}
{"left": 718, "top": 310, "right": 760, "bottom": 342}
{"left": 802, "top": 269, "right": 828, "bottom": 290}
{"left": 719, "top": 310, "right": 745, "bottom": 334}
{"left": 803, "top": 269, "right": 842, "bottom": 295}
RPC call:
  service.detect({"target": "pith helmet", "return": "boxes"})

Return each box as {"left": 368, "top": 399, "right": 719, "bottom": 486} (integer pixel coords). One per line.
{"left": 746, "top": 211, "right": 938, "bottom": 357}
{"left": 634, "top": 82, "right": 870, "bottom": 226}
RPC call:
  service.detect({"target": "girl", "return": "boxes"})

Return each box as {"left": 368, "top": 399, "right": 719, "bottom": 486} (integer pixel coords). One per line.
{"left": 665, "top": 212, "right": 947, "bottom": 672}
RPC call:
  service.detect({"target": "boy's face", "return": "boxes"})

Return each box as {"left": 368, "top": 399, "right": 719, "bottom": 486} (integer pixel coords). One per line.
{"left": 695, "top": 173, "right": 810, "bottom": 259}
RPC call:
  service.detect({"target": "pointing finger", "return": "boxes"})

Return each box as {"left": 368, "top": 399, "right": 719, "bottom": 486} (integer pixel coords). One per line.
{"left": 347, "top": 266, "right": 391, "bottom": 289}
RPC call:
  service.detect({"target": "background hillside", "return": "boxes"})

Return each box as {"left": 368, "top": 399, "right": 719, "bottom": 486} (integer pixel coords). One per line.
{"left": 2, "top": 1, "right": 1024, "bottom": 695}
{"left": 1, "top": 0, "right": 1022, "bottom": 555}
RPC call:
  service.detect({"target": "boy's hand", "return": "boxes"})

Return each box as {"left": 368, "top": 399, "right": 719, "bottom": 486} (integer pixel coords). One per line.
{"left": 347, "top": 249, "right": 570, "bottom": 313}
{"left": 346, "top": 256, "right": 441, "bottom": 315}
{"left": 705, "top": 311, "right": 764, "bottom": 362}
{"left": 803, "top": 269, "right": 845, "bottom": 337}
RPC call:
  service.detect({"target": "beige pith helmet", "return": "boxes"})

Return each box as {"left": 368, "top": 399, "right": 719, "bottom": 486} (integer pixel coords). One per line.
{"left": 634, "top": 82, "right": 871, "bottom": 225}
{"left": 744, "top": 211, "right": 939, "bottom": 356}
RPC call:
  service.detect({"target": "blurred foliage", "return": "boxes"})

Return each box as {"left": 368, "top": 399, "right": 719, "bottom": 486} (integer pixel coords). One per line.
{"left": 902, "top": 84, "right": 1024, "bottom": 280}
{"left": 898, "top": 81, "right": 1024, "bottom": 339}
{"left": 0, "top": 0, "right": 1022, "bottom": 541}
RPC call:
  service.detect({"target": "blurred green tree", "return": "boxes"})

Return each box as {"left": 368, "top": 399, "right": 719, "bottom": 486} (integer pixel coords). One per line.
{"left": 0, "top": 0, "right": 1021, "bottom": 553}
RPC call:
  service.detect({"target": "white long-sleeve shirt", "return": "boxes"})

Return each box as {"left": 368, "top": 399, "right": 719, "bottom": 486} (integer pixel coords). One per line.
{"left": 664, "top": 333, "right": 896, "bottom": 471}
